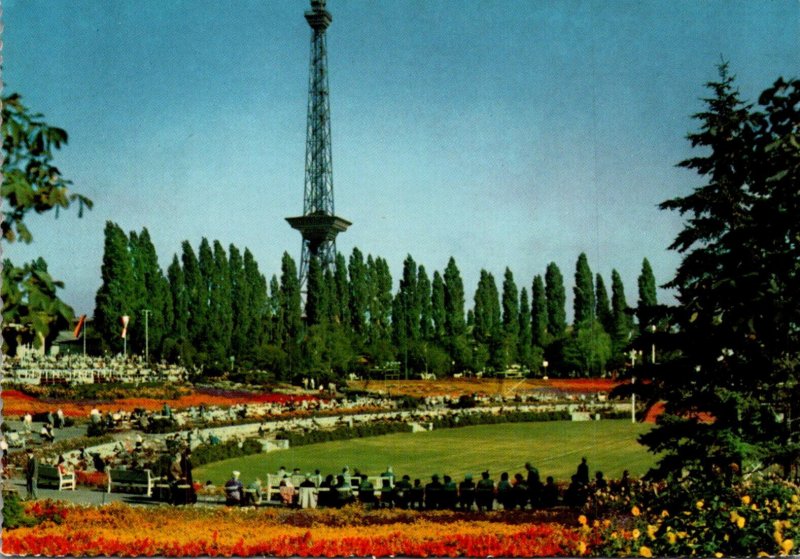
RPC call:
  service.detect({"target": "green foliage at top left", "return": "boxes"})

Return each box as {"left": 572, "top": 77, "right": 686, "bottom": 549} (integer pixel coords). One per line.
{"left": 2, "top": 94, "right": 93, "bottom": 352}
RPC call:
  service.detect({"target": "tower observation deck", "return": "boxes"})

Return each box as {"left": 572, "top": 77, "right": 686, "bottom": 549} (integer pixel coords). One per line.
{"left": 286, "top": 0, "right": 351, "bottom": 289}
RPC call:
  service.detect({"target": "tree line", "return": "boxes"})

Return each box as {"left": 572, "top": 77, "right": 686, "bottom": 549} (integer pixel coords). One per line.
{"left": 92, "top": 221, "right": 658, "bottom": 382}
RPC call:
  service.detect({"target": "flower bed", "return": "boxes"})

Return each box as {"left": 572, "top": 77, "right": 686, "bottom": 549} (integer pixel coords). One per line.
{"left": 2, "top": 502, "right": 581, "bottom": 557}
{"left": 1, "top": 387, "right": 317, "bottom": 418}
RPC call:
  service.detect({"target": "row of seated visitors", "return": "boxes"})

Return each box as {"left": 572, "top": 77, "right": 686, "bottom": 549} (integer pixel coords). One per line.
{"left": 222, "top": 460, "right": 631, "bottom": 510}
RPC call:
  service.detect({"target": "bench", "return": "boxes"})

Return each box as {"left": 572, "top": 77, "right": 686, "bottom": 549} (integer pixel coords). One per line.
{"left": 37, "top": 465, "right": 76, "bottom": 491}
{"left": 107, "top": 468, "right": 153, "bottom": 497}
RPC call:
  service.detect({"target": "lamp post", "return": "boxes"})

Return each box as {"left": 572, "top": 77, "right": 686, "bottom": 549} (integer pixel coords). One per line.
{"left": 650, "top": 324, "right": 656, "bottom": 364}
{"left": 542, "top": 360, "right": 549, "bottom": 379}
{"left": 142, "top": 309, "right": 151, "bottom": 363}
{"left": 629, "top": 349, "right": 642, "bottom": 423}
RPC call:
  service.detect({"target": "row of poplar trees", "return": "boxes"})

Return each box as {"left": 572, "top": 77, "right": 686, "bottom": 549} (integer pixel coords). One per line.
{"left": 93, "top": 219, "right": 658, "bottom": 381}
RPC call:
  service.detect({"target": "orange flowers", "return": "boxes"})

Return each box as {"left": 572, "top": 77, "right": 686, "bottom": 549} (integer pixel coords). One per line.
{"left": 1, "top": 388, "right": 317, "bottom": 417}
{"left": 3, "top": 502, "right": 583, "bottom": 557}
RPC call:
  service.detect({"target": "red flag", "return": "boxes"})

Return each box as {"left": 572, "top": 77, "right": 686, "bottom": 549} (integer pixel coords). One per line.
{"left": 121, "top": 315, "right": 130, "bottom": 339}
{"left": 73, "top": 314, "right": 87, "bottom": 338}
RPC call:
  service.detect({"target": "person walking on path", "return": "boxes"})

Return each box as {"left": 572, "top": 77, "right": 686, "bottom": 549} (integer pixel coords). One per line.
{"left": 25, "top": 448, "right": 38, "bottom": 500}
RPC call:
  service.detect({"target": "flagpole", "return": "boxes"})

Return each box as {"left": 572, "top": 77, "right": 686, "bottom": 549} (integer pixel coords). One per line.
{"left": 83, "top": 319, "right": 87, "bottom": 357}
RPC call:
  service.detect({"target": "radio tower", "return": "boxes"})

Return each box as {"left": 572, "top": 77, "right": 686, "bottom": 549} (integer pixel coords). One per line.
{"left": 286, "top": 0, "right": 351, "bottom": 289}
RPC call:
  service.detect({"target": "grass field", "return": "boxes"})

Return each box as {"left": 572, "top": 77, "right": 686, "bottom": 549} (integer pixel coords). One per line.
{"left": 195, "top": 419, "right": 656, "bottom": 486}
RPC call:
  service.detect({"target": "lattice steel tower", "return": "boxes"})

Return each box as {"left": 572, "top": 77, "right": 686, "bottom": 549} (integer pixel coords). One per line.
{"left": 286, "top": 0, "right": 351, "bottom": 289}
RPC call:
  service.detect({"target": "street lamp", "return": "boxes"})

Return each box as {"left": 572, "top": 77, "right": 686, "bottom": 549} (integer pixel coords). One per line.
{"left": 629, "top": 349, "right": 642, "bottom": 423}
{"left": 650, "top": 324, "right": 656, "bottom": 364}
{"left": 142, "top": 309, "right": 151, "bottom": 363}
{"left": 542, "top": 360, "right": 549, "bottom": 379}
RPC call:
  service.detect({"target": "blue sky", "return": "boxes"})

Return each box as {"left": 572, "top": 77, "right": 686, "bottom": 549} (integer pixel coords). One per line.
{"left": 4, "top": 0, "right": 799, "bottom": 317}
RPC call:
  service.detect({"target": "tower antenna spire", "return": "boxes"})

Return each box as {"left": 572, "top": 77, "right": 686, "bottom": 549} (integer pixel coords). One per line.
{"left": 286, "top": 0, "right": 351, "bottom": 289}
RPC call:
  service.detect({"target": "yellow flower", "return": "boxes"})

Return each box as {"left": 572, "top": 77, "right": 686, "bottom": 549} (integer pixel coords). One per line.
{"left": 647, "top": 524, "right": 658, "bottom": 540}
{"left": 660, "top": 509, "right": 670, "bottom": 518}
{"left": 758, "top": 552, "right": 770, "bottom": 557}
{"left": 715, "top": 553, "right": 723, "bottom": 558}
{"left": 639, "top": 545, "right": 653, "bottom": 558}
{"left": 730, "top": 511, "right": 740, "bottom": 523}
{"left": 577, "top": 541, "right": 587, "bottom": 555}
{"left": 792, "top": 495, "right": 798, "bottom": 504}
{"left": 775, "top": 531, "right": 784, "bottom": 545}
{"left": 752, "top": 503, "right": 759, "bottom": 511}
{"left": 632, "top": 529, "right": 641, "bottom": 540}
{"left": 603, "top": 519, "right": 612, "bottom": 528}
{"left": 741, "top": 495, "right": 751, "bottom": 505}
{"left": 666, "top": 532, "right": 677, "bottom": 545}
{"left": 593, "top": 520, "right": 600, "bottom": 528}
{"left": 632, "top": 505, "right": 641, "bottom": 517}
{"left": 696, "top": 500, "right": 704, "bottom": 510}
{"left": 578, "top": 514, "right": 588, "bottom": 526}
{"left": 782, "top": 539, "right": 794, "bottom": 554}
{"left": 736, "top": 516, "right": 746, "bottom": 529}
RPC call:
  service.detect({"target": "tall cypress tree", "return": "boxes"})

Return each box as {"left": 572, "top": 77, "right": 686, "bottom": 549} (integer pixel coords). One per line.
{"left": 417, "top": 265, "right": 433, "bottom": 340}
{"left": 242, "top": 248, "right": 267, "bottom": 351}
{"left": 208, "top": 240, "right": 233, "bottom": 367}
{"left": 322, "top": 267, "right": 337, "bottom": 325}
{"left": 126, "top": 231, "right": 147, "bottom": 355}
{"left": 279, "top": 252, "right": 303, "bottom": 376}
{"left": 518, "top": 287, "right": 532, "bottom": 367}
{"left": 305, "top": 256, "right": 326, "bottom": 326}
{"left": 431, "top": 271, "right": 446, "bottom": 342}
{"left": 348, "top": 248, "right": 369, "bottom": 337}
{"left": 573, "top": 253, "right": 595, "bottom": 327}
{"left": 610, "top": 269, "right": 633, "bottom": 356}
{"left": 544, "top": 262, "right": 567, "bottom": 339}
{"left": 443, "top": 257, "right": 466, "bottom": 339}
{"left": 334, "top": 252, "right": 350, "bottom": 328}
{"left": 94, "top": 221, "right": 134, "bottom": 354}
{"left": 531, "top": 274, "right": 547, "bottom": 348}
{"left": 371, "top": 256, "right": 393, "bottom": 344}
{"left": 473, "top": 270, "right": 497, "bottom": 344}
{"left": 501, "top": 267, "right": 520, "bottom": 363}
{"left": 595, "top": 273, "right": 613, "bottom": 334}
{"left": 228, "top": 244, "right": 248, "bottom": 359}
{"left": 399, "top": 255, "right": 420, "bottom": 343}
{"left": 196, "top": 238, "right": 214, "bottom": 356}
{"left": 167, "top": 254, "right": 188, "bottom": 344}
{"left": 637, "top": 257, "right": 658, "bottom": 328}
{"left": 181, "top": 241, "right": 205, "bottom": 353}
{"left": 135, "top": 228, "right": 169, "bottom": 360}
{"left": 280, "top": 252, "right": 303, "bottom": 344}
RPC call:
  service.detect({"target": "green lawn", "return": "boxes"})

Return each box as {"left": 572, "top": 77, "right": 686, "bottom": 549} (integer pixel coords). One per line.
{"left": 194, "top": 419, "right": 656, "bottom": 486}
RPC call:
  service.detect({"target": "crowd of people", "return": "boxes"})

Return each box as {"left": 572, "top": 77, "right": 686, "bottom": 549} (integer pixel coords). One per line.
{"left": 220, "top": 458, "right": 632, "bottom": 511}
{"left": 5, "top": 352, "right": 187, "bottom": 385}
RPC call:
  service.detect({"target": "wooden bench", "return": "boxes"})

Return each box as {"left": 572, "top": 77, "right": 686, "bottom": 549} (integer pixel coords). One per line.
{"left": 37, "top": 465, "right": 76, "bottom": 491}
{"left": 107, "top": 468, "right": 153, "bottom": 497}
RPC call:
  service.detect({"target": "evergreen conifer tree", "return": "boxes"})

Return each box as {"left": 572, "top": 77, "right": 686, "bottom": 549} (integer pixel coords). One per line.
{"left": 531, "top": 274, "right": 547, "bottom": 348}
{"left": 94, "top": 221, "right": 134, "bottom": 354}
{"left": 573, "top": 253, "right": 595, "bottom": 327}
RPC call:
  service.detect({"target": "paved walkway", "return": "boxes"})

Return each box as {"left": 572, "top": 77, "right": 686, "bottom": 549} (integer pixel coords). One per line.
{"left": 4, "top": 476, "right": 230, "bottom": 507}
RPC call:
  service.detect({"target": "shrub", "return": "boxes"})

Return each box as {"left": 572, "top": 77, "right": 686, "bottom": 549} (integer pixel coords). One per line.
{"left": 1, "top": 491, "right": 36, "bottom": 529}
{"left": 191, "top": 438, "right": 264, "bottom": 467}
{"left": 582, "top": 475, "right": 800, "bottom": 557}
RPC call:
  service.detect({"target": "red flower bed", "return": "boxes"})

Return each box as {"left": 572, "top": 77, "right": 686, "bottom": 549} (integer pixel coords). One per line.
{"left": 1, "top": 387, "right": 319, "bottom": 418}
